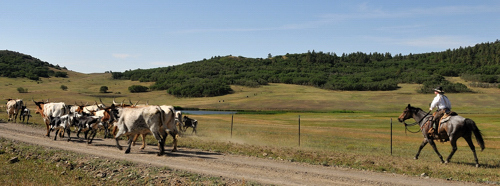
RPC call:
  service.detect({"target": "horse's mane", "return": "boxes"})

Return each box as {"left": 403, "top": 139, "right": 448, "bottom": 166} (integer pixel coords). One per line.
{"left": 407, "top": 104, "right": 425, "bottom": 114}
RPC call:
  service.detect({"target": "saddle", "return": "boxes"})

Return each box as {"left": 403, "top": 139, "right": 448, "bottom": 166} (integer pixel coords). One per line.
{"left": 428, "top": 111, "right": 457, "bottom": 142}
{"left": 440, "top": 111, "right": 457, "bottom": 124}
{"left": 438, "top": 111, "right": 458, "bottom": 142}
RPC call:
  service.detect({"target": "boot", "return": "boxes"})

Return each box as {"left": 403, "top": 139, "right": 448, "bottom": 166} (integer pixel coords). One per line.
{"left": 430, "top": 121, "right": 439, "bottom": 139}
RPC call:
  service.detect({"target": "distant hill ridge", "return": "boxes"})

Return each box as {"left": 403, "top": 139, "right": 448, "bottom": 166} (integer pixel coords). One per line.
{"left": 0, "top": 50, "right": 67, "bottom": 80}
{"left": 113, "top": 40, "right": 500, "bottom": 97}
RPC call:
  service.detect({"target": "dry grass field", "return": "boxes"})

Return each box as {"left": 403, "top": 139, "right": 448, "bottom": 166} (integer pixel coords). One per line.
{"left": 1, "top": 70, "right": 500, "bottom": 183}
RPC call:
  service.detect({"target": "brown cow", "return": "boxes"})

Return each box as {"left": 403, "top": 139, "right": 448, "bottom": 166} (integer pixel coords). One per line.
{"left": 32, "top": 98, "right": 68, "bottom": 137}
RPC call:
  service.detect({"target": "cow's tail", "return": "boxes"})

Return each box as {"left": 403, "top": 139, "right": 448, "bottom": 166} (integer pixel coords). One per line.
{"left": 164, "top": 108, "right": 176, "bottom": 133}
{"left": 466, "top": 118, "right": 485, "bottom": 151}
{"left": 157, "top": 106, "right": 166, "bottom": 130}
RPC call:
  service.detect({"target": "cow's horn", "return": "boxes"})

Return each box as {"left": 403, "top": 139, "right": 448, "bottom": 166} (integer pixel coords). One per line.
{"left": 99, "top": 98, "right": 106, "bottom": 106}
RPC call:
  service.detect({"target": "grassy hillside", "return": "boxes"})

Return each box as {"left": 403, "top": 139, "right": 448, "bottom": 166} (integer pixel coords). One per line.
{"left": 1, "top": 72, "right": 500, "bottom": 184}
{"left": 2, "top": 71, "right": 500, "bottom": 114}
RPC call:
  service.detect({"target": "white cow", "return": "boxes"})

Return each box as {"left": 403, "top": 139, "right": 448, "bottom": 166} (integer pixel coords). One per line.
{"left": 67, "top": 104, "right": 80, "bottom": 114}
{"left": 114, "top": 106, "right": 176, "bottom": 155}
{"left": 6, "top": 99, "right": 23, "bottom": 122}
{"left": 33, "top": 99, "right": 68, "bottom": 137}
{"left": 82, "top": 103, "right": 102, "bottom": 115}
{"left": 127, "top": 105, "right": 180, "bottom": 150}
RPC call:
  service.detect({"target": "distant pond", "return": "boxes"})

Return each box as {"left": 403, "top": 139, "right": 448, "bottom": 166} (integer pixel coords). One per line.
{"left": 181, "top": 110, "right": 237, "bottom": 115}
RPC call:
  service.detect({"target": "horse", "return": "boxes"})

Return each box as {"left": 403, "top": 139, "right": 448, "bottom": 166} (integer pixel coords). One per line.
{"left": 397, "top": 104, "right": 485, "bottom": 167}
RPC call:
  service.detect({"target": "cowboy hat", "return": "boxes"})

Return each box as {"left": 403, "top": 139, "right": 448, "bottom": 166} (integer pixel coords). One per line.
{"left": 434, "top": 86, "right": 444, "bottom": 93}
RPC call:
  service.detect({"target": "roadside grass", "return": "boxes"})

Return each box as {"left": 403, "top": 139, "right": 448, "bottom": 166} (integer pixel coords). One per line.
{"left": 0, "top": 138, "right": 247, "bottom": 185}
{"left": 172, "top": 112, "right": 500, "bottom": 184}
{"left": 1, "top": 72, "right": 500, "bottom": 184}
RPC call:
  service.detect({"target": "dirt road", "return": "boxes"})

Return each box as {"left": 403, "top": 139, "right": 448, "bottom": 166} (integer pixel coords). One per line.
{"left": 0, "top": 122, "right": 481, "bottom": 185}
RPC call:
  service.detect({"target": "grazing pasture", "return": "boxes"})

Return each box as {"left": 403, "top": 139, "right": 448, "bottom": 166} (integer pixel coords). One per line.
{"left": 1, "top": 72, "right": 500, "bottom": 183}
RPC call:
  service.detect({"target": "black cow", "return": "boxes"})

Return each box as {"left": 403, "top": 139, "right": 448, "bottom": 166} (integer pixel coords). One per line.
{"left": 48, "top": 114, "right": 75, "bottom": 141}
{"left": 74, "top": 113, "right": 103, "bottom": 144}
{"left": 19, "top": 105, "right": 32, "bottom": 123}
{"left": 182, "top": 116, "right": 198, "bottom": 134}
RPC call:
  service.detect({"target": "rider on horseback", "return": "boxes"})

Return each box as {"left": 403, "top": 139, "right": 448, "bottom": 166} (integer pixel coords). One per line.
{"left": 429, "top": 86, "right": 451, "bottom": 136}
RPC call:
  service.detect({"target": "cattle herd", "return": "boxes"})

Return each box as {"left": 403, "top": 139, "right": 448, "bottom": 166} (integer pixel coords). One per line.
{"left": 4, "top": 98, "right": 199, "bottom": 156}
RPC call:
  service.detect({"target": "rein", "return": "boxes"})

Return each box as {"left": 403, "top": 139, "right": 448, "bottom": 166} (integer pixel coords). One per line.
{"left": 404, "top": 110, "right": 431, "bottom": 134}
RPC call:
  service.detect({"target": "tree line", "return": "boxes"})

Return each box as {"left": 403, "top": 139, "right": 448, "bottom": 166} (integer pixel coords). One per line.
{"left": 111, "top": 40, "right": 500, "bottom": 97}
{"left": 0, "top": 50, "right": 67, "bottom": 80}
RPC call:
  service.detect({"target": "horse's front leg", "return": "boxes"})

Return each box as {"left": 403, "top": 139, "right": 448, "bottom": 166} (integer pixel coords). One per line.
{"left": 415, "top": 139, "right": 428, "bottom": 160}
{"left": 428, "top": 138, "right": 445, "bottom": 163}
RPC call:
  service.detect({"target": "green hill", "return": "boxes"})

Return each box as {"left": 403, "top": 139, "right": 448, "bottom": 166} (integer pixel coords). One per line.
{"left": 0, "top": 50, "right": 67, "bottom": 80}
{"left": 113, "top": 40, "right": 500, "bottom": 97}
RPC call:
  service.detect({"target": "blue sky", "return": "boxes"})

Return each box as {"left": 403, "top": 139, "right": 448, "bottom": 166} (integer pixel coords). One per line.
{"left": 1, "top": 1, "right": 499, "bottom": 73}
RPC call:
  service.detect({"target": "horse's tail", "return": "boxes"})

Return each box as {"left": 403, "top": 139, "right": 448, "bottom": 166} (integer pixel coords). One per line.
{"left": 466, "top": 118, "right": 485, "bottom": 151}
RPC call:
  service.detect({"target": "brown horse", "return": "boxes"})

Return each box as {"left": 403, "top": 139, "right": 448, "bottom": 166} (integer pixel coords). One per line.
{"left": 397, "top": 104, "right": 485, "bottom": 167}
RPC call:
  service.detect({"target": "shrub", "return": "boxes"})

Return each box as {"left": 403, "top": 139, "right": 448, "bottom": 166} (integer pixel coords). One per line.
{"left": 128, "top": 85, "right": 149, "bottom": 93}
{"left": 60, "top": 85, "right": 68, "bottom": 91}
{"left": 17, "top": 87, "right": 28, "bottom": 93}
{"left": 54, "top": 71, "right": 68, "bottom": 78}
{"left": 100, "top": 86, "right": 109, "bottom": 93}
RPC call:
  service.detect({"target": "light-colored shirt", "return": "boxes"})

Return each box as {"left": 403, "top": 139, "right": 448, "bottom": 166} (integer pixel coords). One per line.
{"left": 430, "top": 94, "right": 451, "bottom": 111}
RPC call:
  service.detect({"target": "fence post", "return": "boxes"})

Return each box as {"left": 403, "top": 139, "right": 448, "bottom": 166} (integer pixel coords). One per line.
{"left": 298, "top": 115, "right": 301, "bottom": 146}
{"left": 391, "top": 118, "right": 393, "bottom": 155}
{"left": 231, "top": 114, "right": 234, "bottom": 138}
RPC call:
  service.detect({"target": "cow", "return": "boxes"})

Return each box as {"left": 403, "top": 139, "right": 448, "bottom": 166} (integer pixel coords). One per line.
{"left": 80, "top": 101, "right": 103, "bottom": 115}
{"left": 110, "top": 102, "right": 150, "bottom": 149}
{"left": 32, "top": 98, "right": 68, "bottom": 137}
{"left": 182, "top": 115, "right": 198, "bottom": 134}
{"left": 67, "top": 104, "right": 81, "bottom": 114}
{"left": 128, "top": 105, "right": 179, "bottom": 150}
{"left": 114, "top": 105, "right": 176, "bottom": 155}
{"left": 19, "top": 104, "right": 32, "bottom": 123}
{"left": 48, "top": 114, "right": 76, "bottom": 141}
{"left": 74, "top": 113, "right": 103, "bottom": 144}
{"left": 91, "top": 104, "right": 119, "bottom": 139}
{"left": 6, "top": 99, "right": 23, "bottom": 122}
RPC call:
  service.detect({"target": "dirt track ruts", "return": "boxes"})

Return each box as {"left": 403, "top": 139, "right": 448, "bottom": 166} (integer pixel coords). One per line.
{"left": 0, "top": 122, "right": 482, "bottom": 186}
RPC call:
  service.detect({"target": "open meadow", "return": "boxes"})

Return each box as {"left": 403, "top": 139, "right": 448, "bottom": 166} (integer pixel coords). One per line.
{"left": 1, "top": 71, "right": 500, "bottom": 184}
